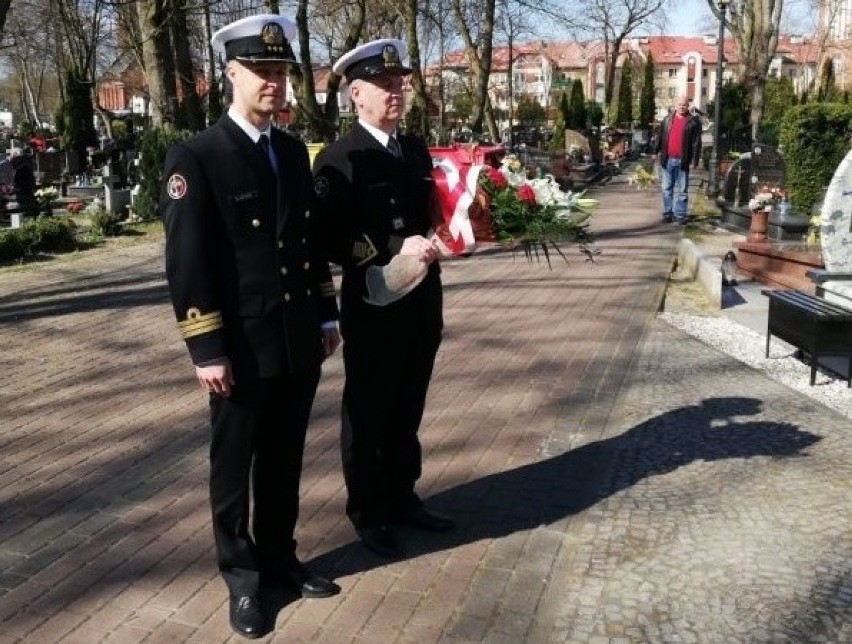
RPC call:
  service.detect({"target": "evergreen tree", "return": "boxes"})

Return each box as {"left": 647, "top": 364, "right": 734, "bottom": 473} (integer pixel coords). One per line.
{"left": 559, "top": 92, "right": 570, "bottom": 127}
{"left": 616, "top": 61, "right": 633, "bottom": 127}
{"left": 550, "top": 104, "right": 566, "bottom": 151}
{"left": 818, "top": 58, "right": 836, "bottom": 102}
{"left": 762, "top": 76, "right": 797, "bottom": 125}
{"left": 57, "top": 66, "right": 98, "bottom": 172}
{"left": 516, "top": 94, "right": 546, "bottom": 125}
{"left": 639, "top": 53, "right": 656, "bottom": 126}
{"left": 569, "top": 79, "right": 586, "bottom": 130}
{"left": 586, "top": 100, "right": 604, "bottom": 129}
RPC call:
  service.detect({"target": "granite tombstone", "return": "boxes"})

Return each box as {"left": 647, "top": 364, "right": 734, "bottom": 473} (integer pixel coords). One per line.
{"left": 818, "top": 147, "right": 852, "bottom": 307}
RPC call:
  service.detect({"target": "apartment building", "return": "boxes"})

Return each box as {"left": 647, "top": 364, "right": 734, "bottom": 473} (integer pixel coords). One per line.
{"left": 428, "top": 35, "right": 819, "bottom": 125}
{"left": 819, "top": 0, "right": 852, "bottom": 89}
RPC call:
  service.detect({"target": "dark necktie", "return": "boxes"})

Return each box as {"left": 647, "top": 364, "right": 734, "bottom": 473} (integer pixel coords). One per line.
{"left": 387, "top": 136, "right": 403, "bottom": 160}
{"left": 257, "top": 134, "right": 278, "bottom": 175}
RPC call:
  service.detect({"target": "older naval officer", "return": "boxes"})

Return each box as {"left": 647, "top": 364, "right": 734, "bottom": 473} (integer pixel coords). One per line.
{"left": 312, "top": 38, "right": 455, "bottom": 560}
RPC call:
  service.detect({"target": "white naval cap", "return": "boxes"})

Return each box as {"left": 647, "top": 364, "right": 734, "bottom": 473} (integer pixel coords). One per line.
{"left": 211, "top": 14, "right": 297, "bottom": 63}
{"left": 332, "top": 38, "right": 412, "bottom": 82}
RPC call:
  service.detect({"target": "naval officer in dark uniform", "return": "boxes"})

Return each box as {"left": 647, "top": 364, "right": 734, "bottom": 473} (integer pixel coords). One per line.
{"left": 161, "top": 13, "right": 340, "bottom": 639}
{"left": 312, "top": 39, "right": 454, "bottom": 559}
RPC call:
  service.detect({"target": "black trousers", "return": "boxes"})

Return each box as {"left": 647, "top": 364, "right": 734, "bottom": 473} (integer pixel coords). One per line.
{"left": 340, "top": 282, "right": 442, "bottom": 529}
{"left": 208, "top": 369, "right": 320, "bottom": 596}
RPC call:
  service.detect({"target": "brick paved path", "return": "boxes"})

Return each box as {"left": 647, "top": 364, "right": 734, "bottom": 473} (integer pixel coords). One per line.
{"left": 1, "top": 177, "right": 849, "bottom": 642}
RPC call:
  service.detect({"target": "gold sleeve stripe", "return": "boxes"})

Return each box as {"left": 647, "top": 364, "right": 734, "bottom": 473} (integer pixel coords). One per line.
{"left": 178, "top": 309, "right": 223, "bottom": 339}
{"left": 320, "top": 282, "right": 336, "bottom": 297}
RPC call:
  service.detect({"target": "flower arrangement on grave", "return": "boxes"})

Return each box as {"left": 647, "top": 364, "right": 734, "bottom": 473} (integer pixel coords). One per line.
{"left": 34, "top": 186, "right": 58, "bottom": 204}
{"left": 65, "top": 200, "right": 84, "bottom": 214}
{"left": 748, "top": 185, "right": 786, "bottom": 212}
{"left": 568, "top": 143, "right": 584, "bottom": 161}
{"left": 628, "top": 163, "right": 657, "bottom": 190}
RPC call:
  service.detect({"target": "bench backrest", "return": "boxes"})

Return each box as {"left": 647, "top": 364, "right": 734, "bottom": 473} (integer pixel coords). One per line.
{"left": 764, "top": 289, "right": 852, "bottom": 319}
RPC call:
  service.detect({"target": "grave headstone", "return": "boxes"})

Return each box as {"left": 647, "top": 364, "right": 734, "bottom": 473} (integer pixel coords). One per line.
{"left": 564, "top": 130, "right": 591, "bottom": 158}
{"left": 720, "top": 154, "right": 752, "bottom": 208}
{"left": 105, "top": 186, "right": 130, "bottom": 216}
{"left": 750, "top": 144, "right": 785, "bottom": 197}
{"left": 819, "top": 148, "right": 852, "bottom": 307}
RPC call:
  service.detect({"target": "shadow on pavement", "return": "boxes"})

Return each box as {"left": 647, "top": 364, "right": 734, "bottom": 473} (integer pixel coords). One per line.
{"left": 280, "top": 396, "right": 819, "bottom": 623}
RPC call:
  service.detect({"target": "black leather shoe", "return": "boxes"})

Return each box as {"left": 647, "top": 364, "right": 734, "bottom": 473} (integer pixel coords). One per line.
{"left": 229, "top": 594, "right": 263, "bottom": 639}
{"left": 357, "top": 524, "right": 401, "bottom": 557}
{"left": 395, "top": 506, "right": 455, "bottom": 532}
{"left": 283, "top": 562, "right": 341, "bottom": 599}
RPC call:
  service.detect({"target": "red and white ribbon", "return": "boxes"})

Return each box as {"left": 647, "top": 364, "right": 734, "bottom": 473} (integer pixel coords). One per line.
{"left": 430, "top": 157, "right": 483, "bottom": 255}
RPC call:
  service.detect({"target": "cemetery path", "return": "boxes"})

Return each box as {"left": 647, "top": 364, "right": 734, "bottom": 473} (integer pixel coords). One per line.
{"left": 0, "top": 173, "right": 850, "bottom": 643}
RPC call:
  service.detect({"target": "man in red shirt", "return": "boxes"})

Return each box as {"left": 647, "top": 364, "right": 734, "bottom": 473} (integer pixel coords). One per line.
{"left": 655, "top": 96, "right": 702, "bottom": 224}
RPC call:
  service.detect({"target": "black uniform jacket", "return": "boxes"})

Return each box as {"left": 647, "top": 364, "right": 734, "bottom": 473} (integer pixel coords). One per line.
{"left": 161, "top": 115, "right": 339, "bottom": 380}
{"left": 311, "top": 122, "right": 440, "bottom": 331}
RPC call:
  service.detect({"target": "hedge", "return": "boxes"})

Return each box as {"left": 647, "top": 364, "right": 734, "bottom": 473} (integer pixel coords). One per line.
{"left": 0, "top": 217, "right": 78, "bottom": 263}
{"left": 778, "top": 103, "right": 852, "bottom": 214}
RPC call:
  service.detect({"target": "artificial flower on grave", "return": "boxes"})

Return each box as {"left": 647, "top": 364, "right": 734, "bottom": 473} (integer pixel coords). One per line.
{"left": 65, "top": 200, "right": 85, "bottom": 214}
{"left": 34, "top": 186, "right": 58, "bottom": 204}
{"left": 748, "top": 185, "right": 786, "bottom": 212}
{"left": 478, "top": 154, "right": 598, "bottom": 265}
{"left": 628, "top": 164, "right": 657, "bottom": 190}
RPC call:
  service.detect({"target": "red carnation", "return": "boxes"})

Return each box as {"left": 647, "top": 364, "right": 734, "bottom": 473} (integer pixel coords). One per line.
{"left": 485, "top": 166, "right": 508, "bottom": 189}
{"left": 516, "top": 184, "right": 537, "bottom": 205}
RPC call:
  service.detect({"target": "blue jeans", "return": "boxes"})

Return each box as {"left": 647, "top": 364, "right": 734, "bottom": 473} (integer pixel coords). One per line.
{"left": 660, "top": 157, "right": 689, "bottom": 221}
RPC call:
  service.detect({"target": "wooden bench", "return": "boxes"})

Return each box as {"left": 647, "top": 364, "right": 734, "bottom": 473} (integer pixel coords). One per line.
{"left": 763, "top": 289, "right": 852, "bottom": 387}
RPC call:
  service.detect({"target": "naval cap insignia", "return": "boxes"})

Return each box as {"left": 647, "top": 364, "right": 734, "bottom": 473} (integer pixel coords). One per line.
{"left": 382, "top": 44, "right": 400, "bottom": 67}
{"left": 167, "top": 173, "right": 188, "bottom": 200}
{"left": 260, "top": 22, "right": 285, "bottom": 46}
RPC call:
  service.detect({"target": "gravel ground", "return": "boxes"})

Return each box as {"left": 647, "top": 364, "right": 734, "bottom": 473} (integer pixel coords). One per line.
{"left": 660, "top": 308, "right": 852, "bottom": 421}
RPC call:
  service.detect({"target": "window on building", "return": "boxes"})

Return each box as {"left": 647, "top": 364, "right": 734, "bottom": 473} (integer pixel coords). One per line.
{"left": 702, "top": 69, "right": 707, "bottom": 77}
{"left": 668, "top": 87, "right": 676, "bottom": 98}
{"left": 701, "top": 88, "right": 707, "bottom": 97}
{"left": 668, "top": 68, "right": 677, "bottom": 78}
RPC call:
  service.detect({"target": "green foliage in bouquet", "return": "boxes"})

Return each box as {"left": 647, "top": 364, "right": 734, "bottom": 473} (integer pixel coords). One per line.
{"left": 479, "top": 155, "right": 599, "bottom": 266}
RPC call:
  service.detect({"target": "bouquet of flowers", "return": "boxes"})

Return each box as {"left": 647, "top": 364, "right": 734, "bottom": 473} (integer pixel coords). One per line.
{"left": 628, "top": 164, "right": 657, "bottom": 190}
{"left": 748, "top": 185, "right": 785, "bottom": 212}
{"left": 429, "top": 149, "right": 598, "bottom": 266}
{"left": 34, "top": 186, "right": 58, "bottom": 204}
{"left": 479, "top": 154, "right": 597, "bottom": 263}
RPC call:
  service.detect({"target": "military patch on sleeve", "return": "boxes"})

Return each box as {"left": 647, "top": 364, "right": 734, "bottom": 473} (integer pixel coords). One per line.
{"left": 314, "top": 176, "right": 329, "bottom": 199}
{"left": 352, "top": 234, "right": 378, "bottom": 266}
{"left": 167, "top": 173, "right": 188, "bottom": 200}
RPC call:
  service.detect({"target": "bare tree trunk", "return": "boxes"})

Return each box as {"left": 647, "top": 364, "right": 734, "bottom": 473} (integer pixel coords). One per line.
{"left": 291, "top": 0, "right": 365, "bottom": 141}
{"left": 403, "top": 0, "right": 430, "bottom": 136}
{"left": 137, "top": 0, "right": 176, "bottom": 127}
{"left": 18, "top": 64, "right": 41, "bottom": 125}
{"left": 201, "top": 0, "right": 221, "bottom": 123}
{"left": 450, "top": 0, "right": 496, "bottom": 135}
{"left": 170, "top": 0, "right": 204, "bottom": 131}
{"left": 484, "top": 97, "right": 498, "bottom": 140}
{"left": 709, "top": 0, "right": 784, "bottom": 140}
{"left": 94, "top": 105, "right": 113, "bottom": 139}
